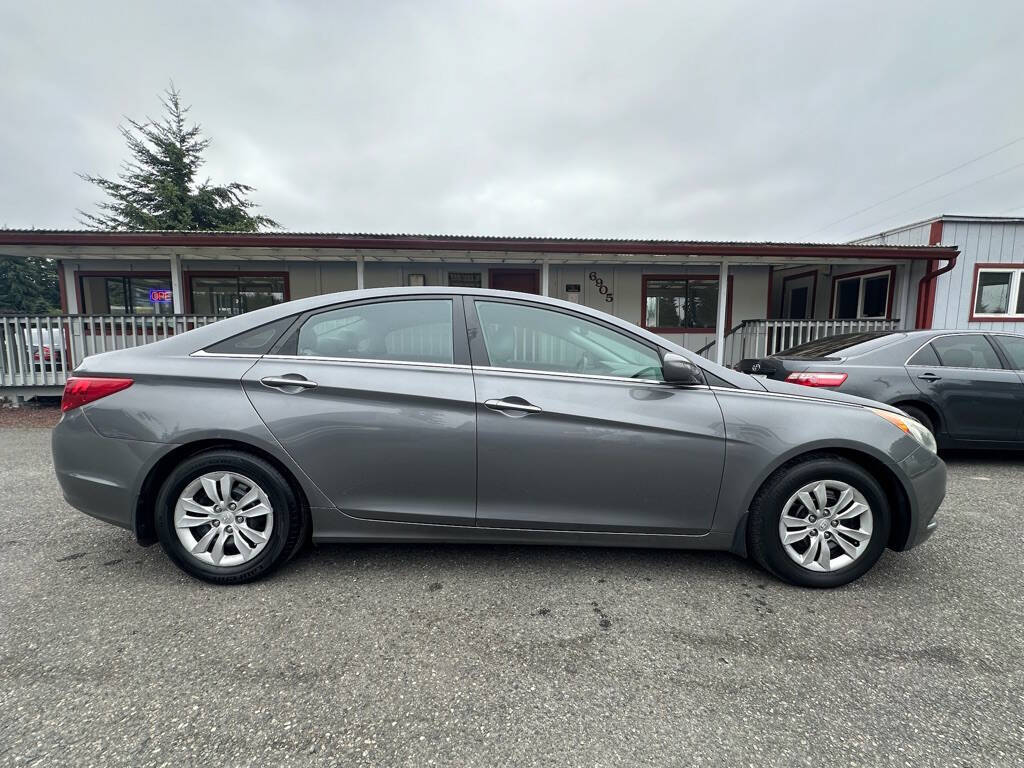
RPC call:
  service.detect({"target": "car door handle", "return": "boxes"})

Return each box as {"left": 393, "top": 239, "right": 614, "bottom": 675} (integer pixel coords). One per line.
{"left": 261, "top": 375, "right": 318, "bottom": 391}
{"left": 917, "top": 372, "right": 942, "bottom": 381}
{"left": 484, "top": 397, "right": 543, "bottom": 414}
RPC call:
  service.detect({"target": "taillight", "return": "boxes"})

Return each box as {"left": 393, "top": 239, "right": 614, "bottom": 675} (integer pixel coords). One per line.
{"left": 785, "top": 371, "right": 848, "bottom": 388}
{"left": 42, "top": 345, "right": 51, "bottom": 360}
{"left": 61, "top": 377, "right": 134, "bottom": 412}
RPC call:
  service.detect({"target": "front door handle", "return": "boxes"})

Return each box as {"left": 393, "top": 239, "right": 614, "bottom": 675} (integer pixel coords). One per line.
{"left": 484, "top": 397, "right": 543, "bottom": 414}
{"left": 917, "top": 372, "right": 942, "bottom": 382}
{"left": 261, "top": 375, "right": 318, "bottom": 391}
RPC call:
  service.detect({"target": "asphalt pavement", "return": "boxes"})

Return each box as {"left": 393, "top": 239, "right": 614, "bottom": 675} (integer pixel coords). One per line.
{"left": 1, "top": 427, "right": 1022, "bottom": 767}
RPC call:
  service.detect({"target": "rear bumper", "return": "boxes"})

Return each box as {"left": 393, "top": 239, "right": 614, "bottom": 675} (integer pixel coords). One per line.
{"left": 52, "top": 409, "right": 167, "bottom": 533}
{"left": 897, "top": 446, "right": 946, "bottom": 550}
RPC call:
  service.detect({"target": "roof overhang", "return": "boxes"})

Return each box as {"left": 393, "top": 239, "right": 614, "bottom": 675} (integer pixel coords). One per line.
{"left": 0, "top": 229, "right": 958, "bottom": 266}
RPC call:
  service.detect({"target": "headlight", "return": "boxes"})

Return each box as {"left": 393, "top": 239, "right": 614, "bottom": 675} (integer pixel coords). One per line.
{"left": 870, "top": 408, "right": 938, "bottom": 453}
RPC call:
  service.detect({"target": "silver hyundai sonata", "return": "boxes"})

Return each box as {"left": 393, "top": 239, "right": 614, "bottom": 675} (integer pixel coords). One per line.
{"left": 52, "top": 287, "right": 945, "bottom": 587}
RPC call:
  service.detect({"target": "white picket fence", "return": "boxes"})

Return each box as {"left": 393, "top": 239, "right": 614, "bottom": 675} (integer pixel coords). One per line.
{"left": 0, "top": 314, "right": 220, "bottom": 390}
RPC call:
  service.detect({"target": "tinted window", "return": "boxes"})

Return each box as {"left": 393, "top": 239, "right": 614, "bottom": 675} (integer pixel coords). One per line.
{"left": 834, "top": 280, "right": 859, "bottom": 319}
{"left": 862, "top": 275, "right": 889, "bottom": 317}
{"left": 777, "top": 332, "right": 896, "bottom": 359}
{"left": 205, "top": 316, "right": 295, "bottom": 355}
{"left": 906, "top": 342, "right": 940, "bottom": 367}
{"left": 296, "top": 299, "right": 453, "bottom": 364}
{"left": 476, "top": 301, "right": 664, "bottom": 380}
{"left": 993, "top": 335, "right": 1024, "bottom": 370}
{"left": 930, "top": 335, "right": 1001, "bottom": 370}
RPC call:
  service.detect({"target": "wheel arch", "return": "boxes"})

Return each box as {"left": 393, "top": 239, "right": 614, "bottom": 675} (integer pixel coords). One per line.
{"left": 739, "top": 446, "right": 913, "bottom": 556}
{"left": 134, "top": 438, "right": 312, "bottom": 546}
{"left": 889, "top": 398, "right": 941, "bottom": 434}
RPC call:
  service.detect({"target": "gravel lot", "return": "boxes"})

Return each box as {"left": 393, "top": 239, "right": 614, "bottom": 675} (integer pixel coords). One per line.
{"left": 1, "top": 426, "right": 1022, "bottom": 767}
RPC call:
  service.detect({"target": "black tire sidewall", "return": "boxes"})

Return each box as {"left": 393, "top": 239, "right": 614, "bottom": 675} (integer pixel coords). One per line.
{"left": 155, "top": 451, "right": 300, "bottom": 583}
{"left": 751, "top": 458, "right": 891, "bottom": 588}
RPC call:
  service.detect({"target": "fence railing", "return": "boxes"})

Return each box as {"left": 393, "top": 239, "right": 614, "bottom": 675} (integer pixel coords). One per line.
{"left": 0, "top": 314, "right": 220, "bottom": 389}
{"left": 697, "top": 318, "right": 902, "bottom": 368}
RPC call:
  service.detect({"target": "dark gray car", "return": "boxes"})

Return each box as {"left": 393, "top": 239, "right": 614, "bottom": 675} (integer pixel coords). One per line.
{"left": 737, "top": 330, "right": 1024, "bottom": 449}
{"left": 52, "top": 288, "right": 945, "bottom": 587}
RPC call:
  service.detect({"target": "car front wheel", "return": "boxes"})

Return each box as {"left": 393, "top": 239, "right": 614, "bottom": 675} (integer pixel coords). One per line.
{"left": 748, "top": 455, "right": 891, "bottom": 588}
{"left": 155, "top": 450, "right": 303, "bottom": 584}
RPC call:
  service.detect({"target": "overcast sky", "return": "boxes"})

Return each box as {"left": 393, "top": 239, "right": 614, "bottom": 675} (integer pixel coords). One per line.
{"left": 2, "top": 0, "right": 1022, "bottom": 241}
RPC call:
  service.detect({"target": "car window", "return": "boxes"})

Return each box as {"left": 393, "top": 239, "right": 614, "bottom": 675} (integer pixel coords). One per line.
{"left": 296, "top": 299, "right": 453, "bottom": 364}
{"left": 992, "top": 335, "right": 1024, "bottom": 370}
{"left": 906, "top": 342, "right": 940, "bottom": 367}
{"left": 929, "top": 334, "right": 1002, "bottom": 370}
{"left": 205, "top": 316, "right": 295, "bottom": 355}
{"left": 776, "top": 332, "right": 898, "bottom": 359}
{"left": 475, "top": 300, "right": 664, "bottom": 380}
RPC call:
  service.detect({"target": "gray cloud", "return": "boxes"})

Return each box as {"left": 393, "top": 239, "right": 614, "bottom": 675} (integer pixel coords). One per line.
{"left": 2, "top": 0, "right": 1023, "bottom": 241}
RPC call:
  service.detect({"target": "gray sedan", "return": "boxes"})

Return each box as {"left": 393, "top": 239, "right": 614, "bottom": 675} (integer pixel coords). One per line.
{"left": 738, "top": 329, "right": 1024, "bottom": 449}
{"left": 52, "top": 288, "right": 945, "bottom": 587}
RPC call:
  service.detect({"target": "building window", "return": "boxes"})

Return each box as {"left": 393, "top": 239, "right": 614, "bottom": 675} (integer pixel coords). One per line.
{"left": 973, "top": 267, "right": 1024, "bottom": 318}
{"left": 80, "top": 275, "right": 174, "bottom": 315}
{"left": 447, "top": 272, "right": 482, "bottom": 288}
{"left": 831, "top": 269, "right": 893, "bottom": 319}
{"left": 190, "top": 274, "right": 287, "bottom": 316}
{"left": 642, "top": 276, "right": 723, "bottom": 332}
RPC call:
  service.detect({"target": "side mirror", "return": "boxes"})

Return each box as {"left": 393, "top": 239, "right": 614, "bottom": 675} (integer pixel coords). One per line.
{"left": 662, "top": 352, "right": 703, "bottom": 385}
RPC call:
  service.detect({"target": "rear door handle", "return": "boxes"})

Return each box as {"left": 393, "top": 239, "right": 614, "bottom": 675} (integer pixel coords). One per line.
{"left": 917, "top": 372, "right": 942, "bottom": 381}
{"left": 484, "top": 397, "right": 543, "bottom": 414}
{"left": 261, "top": 375, "right": 318, "bottom": 391}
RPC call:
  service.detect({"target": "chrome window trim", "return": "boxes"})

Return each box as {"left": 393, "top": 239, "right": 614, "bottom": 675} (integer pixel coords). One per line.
{"left": 474, "top": 364, "right": 703, "bottom": 388}
{"left": 260, "top": 353, "right": 470, "bottom": 371}
{"left": 191, "top": 350, "right": 261, "bottom": 360}
{"left": 903, "top": 332, "right": 1009, "bottom": 371}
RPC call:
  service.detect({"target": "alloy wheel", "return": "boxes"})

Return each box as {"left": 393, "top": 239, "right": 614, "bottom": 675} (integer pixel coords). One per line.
{"left": 777, "top": 480, "right": 874, "bottom": 572}
{"left": 173, "top": 471, "right": 274, "bottom": 567}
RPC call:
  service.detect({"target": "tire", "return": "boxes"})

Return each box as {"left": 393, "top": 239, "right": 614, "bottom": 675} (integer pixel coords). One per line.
{"left": 155, "top": 450, "right": 304, "bottom": 584}
{"left": 898, "top": 404, "right": 934, "bottom": 436}
{"left": 748, "top": 455, "right": 891, "bottom": 588}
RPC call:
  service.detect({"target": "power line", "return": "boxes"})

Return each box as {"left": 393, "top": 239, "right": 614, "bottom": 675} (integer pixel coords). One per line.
{"left": 843, "top": 160, "right": 1024, "bottom": 240}
{"left": 805, "top": 134, "right": 1024, "bottom": 238}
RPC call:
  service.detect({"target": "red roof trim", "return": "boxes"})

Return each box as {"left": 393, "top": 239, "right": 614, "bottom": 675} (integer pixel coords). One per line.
{"left": 0, "top": 230, "right": 958, "bottom": 260}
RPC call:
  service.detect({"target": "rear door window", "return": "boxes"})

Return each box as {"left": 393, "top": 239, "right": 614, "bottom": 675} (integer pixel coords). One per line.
{"left": 294, "top": 299, "right": 454, "bottom": 364}
{"left": 929, "top": 334, "right": 1002, "bottom": 370}
{"left": 992, "top": 335, "right": 1024, "bottom": 370}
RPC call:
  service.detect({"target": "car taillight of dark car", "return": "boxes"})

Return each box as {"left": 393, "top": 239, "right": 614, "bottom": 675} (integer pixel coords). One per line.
{"left": 785, "top": 371, "right": 848, "bottom": 388}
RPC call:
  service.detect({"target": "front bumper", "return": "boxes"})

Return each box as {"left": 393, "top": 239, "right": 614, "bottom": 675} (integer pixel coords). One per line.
{"left": 52, "top": 409, "right": 168, "bottom": 533}
{"left": 896, "top": 445, "right": 946, "bottom": 550}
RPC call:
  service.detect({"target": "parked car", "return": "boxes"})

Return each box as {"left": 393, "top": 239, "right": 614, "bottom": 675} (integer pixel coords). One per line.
{"left": 52, "top": 288, "right": 945, "bottom": 588}
{"left": 737, "top": 330, "right": 1024, "bottom": 450}
{"left": 26, "top": 326, "right": 64, "bottom": 369}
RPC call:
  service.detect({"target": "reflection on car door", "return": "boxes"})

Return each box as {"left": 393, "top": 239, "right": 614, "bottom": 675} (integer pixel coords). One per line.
{"left": 467, "top": 298, "right": 726, "bottom": 534}
{"left": 907, "top": 333, "right": 1024, "bottom": 442}
{"left": 242, "top": 297, "right": 478, "bottom": 525}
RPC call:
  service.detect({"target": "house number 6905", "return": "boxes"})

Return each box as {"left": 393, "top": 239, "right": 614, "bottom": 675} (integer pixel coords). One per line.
{"left": 588, "top": 271, "right": 614, "bottom": 302}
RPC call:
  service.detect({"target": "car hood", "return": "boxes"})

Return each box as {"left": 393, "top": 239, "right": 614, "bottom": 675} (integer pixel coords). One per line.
{"left": 756, "top": 376, "right": 900, "bottom": 413}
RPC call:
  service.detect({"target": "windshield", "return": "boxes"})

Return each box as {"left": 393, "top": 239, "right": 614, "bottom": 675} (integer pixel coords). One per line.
{"left": 776, "top": 331, "right": 899, "bottom": 359}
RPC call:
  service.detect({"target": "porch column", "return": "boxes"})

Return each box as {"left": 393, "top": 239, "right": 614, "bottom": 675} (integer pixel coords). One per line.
{"left": 169, "top": 254, "right": 184, "bottom": 314}
{"left": 356, "top": 253, "right": 365, "bottom": 290}
{"left": 63, "top": 262, "right": 79, "bottom": 313}
{"left": 715, "top": 261, "right": 729, "bottom": 365}
{"left": 541, "top": 261, "right": 550, "bottom": 296}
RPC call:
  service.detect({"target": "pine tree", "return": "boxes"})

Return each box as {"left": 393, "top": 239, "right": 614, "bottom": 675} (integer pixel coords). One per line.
{"left": 78, "top": 85, "right": 278, "bottom": 231}
{"left": 0, "top": 256, "right": 60, "bottom": 314}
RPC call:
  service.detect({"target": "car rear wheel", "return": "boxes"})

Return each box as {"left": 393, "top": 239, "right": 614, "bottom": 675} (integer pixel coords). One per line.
{"left": 155, "top": 450, "right": 303, "bottom": 584}
{"left": 748, "top": 455, "right": 891, "bottom": 588}
{"left": 897, "top": 404, "right": 935, "bottom": 436}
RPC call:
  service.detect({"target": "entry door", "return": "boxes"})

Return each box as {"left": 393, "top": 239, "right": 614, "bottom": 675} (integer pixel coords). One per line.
{"left": 908, "top": 334, "right": 1024, "bottom": 442}
{"left": 490, "top": 269, "right": 540, "bottom": 294}
{"left": 242, "top": 297, "right": 477, "bottom": 525}
{"left": 468, "top": 298, "right": 726, "bottom": 534}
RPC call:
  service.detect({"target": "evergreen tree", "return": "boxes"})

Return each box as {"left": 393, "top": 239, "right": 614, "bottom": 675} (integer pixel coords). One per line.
{"left": 0, "top": 256, "right": 60, "bottom": 314}
{"left": 79, "top": 85, "right": 278, "bottom": 231}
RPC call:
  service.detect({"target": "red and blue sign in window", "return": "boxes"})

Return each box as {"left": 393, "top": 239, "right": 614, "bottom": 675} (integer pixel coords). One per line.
{"left": 149, "top": 289, "right": 173, "bottom": 304}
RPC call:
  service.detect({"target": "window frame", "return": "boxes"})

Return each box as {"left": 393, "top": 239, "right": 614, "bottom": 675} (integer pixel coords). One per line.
{"left": 77, "top": 271, "right": 174, "bottom": 316}
{"left": 829, "top": 266, "right": 896, "bottom": 320}
{"left": 185, "top": 271, "right": 290, "bottom": 315}
{"left": 969, "top": 264, "right": 1024, "bottom": 321}
{"left": 269, "top": 294, "right": 470, "bottom": 367}
{"left": 640, "top": 274, "right": 733, "bottom": 334}
{"left": 465, "top": 295, "right": 692, "bottom": 386}
{"left": 904, "top": 332, "right": 1007, "bottom": 371}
